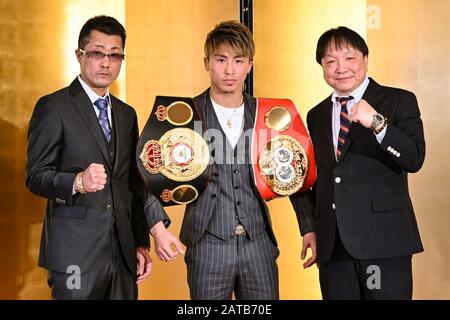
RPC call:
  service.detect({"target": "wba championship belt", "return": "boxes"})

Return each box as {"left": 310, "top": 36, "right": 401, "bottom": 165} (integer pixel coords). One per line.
{"left": 136, "top": 96, "right": 210, "bottom": 206}
{"left": 252, "top": 98, "right": 316, "bottom": 200}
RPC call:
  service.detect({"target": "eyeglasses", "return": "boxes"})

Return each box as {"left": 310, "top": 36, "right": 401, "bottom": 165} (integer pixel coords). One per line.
{"left": 79, "top": 48, "right": 125, "bottom": 63}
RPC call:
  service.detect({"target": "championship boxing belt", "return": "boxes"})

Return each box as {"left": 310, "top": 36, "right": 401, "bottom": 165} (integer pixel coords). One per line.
{"left": 136, "top": 96, "right": 210, "bottom": 206}
{"left": 252, "top": 98, "right": 317, "bottom": 200}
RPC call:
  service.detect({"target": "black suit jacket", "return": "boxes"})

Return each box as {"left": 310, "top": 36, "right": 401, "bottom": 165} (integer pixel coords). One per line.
{"left": 291, "top": 78, "right": 425, "bottom": 262}
{"left": 26, "top": 78, "right": 150, "bottom": 274}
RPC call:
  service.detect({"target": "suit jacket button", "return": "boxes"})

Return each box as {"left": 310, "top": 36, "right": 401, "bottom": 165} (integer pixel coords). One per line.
{"left": 335, "top": 177, "right": 341, "bottom": 183}
{"left": 332, "top": 203, "right": 336, "bottom": 210}
{"left": 105, "top": 204, "right": 112, "bottom": 210}
{"left": 211, "top": 194, "right": 217, "bottom": 199}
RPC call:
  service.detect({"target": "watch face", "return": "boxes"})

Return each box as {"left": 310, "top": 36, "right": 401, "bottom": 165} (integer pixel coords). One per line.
{"left": 374, "top": 114, "right": 384, "bottom": 122}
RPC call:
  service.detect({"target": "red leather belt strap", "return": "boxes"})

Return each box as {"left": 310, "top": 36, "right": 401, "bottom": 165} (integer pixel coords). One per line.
{"left": 252, "top": 98, "right": 316, "bottom": 200}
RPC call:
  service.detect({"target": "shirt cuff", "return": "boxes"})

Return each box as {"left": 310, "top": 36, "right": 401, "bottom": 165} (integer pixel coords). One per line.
{"left": 375, "top": 125, "right": 388, "bottom": 143}
{"left": 72, "top": 178, "right": 77, "bottom": 195}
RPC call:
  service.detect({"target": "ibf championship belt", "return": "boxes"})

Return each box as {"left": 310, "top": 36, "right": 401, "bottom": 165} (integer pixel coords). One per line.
{"left": 252, "top": 98, "right": 316, "bottom": 200}
{"left": 136, "top": 96, "right": 210, "bottom": 206}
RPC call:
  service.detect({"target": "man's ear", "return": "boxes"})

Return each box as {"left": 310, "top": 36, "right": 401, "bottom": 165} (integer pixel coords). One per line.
{"left": 204, "top": 57, "right": 210, "bottom": 71}
{"left": 247, "top": 60, "right": 253, "bottom": 74}
{"left": 75, "top": 49, "right": 82, "bottom": 63}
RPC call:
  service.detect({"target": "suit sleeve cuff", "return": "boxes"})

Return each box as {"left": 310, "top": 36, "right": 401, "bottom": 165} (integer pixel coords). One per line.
{"left": 54, "top": 172, "right": 77, "bottom": 206}
{"left": 144, "top": 196, "right": 171, "bottom": 229}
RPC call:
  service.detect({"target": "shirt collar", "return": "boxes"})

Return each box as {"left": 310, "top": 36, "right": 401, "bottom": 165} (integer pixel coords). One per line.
{"left": 78, "top": 75, "right": 111, "bottom": 106}
{"left": 331, "top": 76, "right": 370, "bottom": 105}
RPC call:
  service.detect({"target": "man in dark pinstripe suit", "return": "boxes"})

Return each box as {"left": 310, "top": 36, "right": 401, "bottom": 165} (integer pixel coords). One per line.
{"left": 291, "top": 27, "right": 425, "bottom": 299}
{"left": 148, "top": 21, "right": 317, "bottom": 300}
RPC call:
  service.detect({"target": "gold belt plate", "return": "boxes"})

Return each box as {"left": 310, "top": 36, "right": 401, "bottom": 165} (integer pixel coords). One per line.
{"left": 140, "top": 128, "right": 209, "bottom": 182}
{"left": 258, "top": 135, "right": 308, "bottom": 195}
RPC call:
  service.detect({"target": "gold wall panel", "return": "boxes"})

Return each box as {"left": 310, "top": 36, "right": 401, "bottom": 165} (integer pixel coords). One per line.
{"left": 254, "top": 0, "right": 367, "bottom": 121}
{"left": 0, "top": 0, "right": 66, "bottom": 300}
{"left": 0, "top": 0, "right": 125, "bottom": 299}
{"left": 368, "top": 0, "right": 450, "bottom": 299}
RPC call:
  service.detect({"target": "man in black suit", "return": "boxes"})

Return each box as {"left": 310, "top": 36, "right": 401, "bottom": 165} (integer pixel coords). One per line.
{"left": 150, "top": 21, "right": 317, "bottom": 300}
{"left": 26, "top": 16, "right": 155, "bottom": 299}
{"left": 291, "top": 26, "right": 425, "bottom": 299}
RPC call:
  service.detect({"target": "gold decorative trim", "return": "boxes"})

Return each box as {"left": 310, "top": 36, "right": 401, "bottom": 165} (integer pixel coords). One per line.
{"left": 258, "top": 135, "right": 308, "bottom": 195}
{"left": 140, "top": 128, "right": 209, "bottom": 182}
{"left": 264, "top": 106, "right": 292, "bottom": 132}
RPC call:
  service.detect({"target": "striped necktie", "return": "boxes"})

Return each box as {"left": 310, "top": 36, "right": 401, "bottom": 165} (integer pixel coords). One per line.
{"left": 336, "top": 96, "right": 354, "bottom": 159}
{"left": 94, "top": 97, "right": 111, "bottom": 143}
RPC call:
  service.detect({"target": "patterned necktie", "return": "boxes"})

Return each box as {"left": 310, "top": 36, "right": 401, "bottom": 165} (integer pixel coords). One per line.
{"left": 94, "top": 98, "right": 111, "bottom": 142}
{"left": 336, "top": 96, "right": 354, "bottom": 159}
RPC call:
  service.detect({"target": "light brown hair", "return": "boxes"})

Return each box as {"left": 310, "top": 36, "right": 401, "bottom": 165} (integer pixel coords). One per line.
{"left": 204, "top": 20, "right": 255, "bottom": 60}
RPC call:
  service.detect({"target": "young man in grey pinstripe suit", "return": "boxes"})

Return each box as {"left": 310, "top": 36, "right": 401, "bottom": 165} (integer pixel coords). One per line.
{"left": 149, "top": 21, "right": 317, "bottom": 300}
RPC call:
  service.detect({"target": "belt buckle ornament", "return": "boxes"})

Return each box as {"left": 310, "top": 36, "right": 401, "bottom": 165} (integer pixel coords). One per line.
{"left": 252, "top": 98, "right": 317, "bottom": 200}
{"left": 137, "top": 96, "right": 211, "bottom": 206}
{"left": 155, "top": 101, "right": 193, "bottom": 125}
{"left": 258, "top": 135, "right": 308, "bottom": 196}
{"left": 139, "top": 127, "right": 209, "bottom": 182}
{"left": 160, "top": 185, "right": 199, "bottom": 205}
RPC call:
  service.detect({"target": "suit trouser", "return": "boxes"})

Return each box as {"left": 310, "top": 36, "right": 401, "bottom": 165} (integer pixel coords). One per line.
{"left": 319, "top": 255, "right": 413, "bottom": 300}
{"left": 185, "top": 231, "right": 279, "bottom": 300}
{"left": 319, "top": 227, "right": 413, "bottom": 300}
{"left": 48, "top": 223, "right": 137, "bottom": 300}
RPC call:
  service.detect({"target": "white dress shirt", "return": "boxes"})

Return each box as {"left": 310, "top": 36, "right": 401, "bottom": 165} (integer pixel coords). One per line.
{"left": 211, "top": 98, "right": 245, "bottom": 149}
{"left": 78, "top": 75, "right": 112, "bottom": 127}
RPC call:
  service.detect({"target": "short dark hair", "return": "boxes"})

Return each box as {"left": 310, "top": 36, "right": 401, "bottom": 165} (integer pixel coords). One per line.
{"left": 204, "top": 20, "right": 255, "bottom": 61}
{"left": 316, "top": 26, "right": 368, "bottom": 64}
{"left": 78, "top": 15, "right": 126, "bottom": 50}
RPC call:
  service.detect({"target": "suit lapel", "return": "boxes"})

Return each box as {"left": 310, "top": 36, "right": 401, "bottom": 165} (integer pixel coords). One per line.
{"left": 320, "top": 99, "right": 338, "bottom": 164}
{"left": 195, "top": 89, "right": 210, "bottom": 127}
{"left": 361, "top": 78, "right": 382, "bottom": 111}
{"left": 242, "top": 94, "right": 262, "bottom": 195}
{"left": 111, "top": 97, "right": 123, "bottom": 175}
{"left": 243, "top": 92, "right": 256, "bottom": 127}
{"left": 340, "top": 120, "right": 362, "bottom": 160}
{"left": 68, "top": 78, "right": 112, "bottom": 168}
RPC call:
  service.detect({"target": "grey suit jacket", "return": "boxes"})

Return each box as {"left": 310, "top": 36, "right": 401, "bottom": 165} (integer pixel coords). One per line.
{"left": 26, "top": 78, "right": 152, "bottom": 274}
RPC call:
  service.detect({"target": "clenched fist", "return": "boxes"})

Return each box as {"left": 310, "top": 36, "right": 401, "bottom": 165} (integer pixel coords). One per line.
{"left": 81, "top": 163, "right": 107, "bottom": 192}
{"left": 349, "top": 99, "right": 377, "bottom": 129}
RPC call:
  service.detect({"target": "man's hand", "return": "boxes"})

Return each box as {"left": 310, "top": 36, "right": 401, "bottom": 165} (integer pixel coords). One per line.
{"left": 136, "top": 247, "right": 152, "bottom": 284}
{"left": 150, "top": 221, "right": 185, "bottom": 262}
{"left": 301, "top": 232, "right": 317, "bottom": 269}
{"left": 82, "top": 163, "right": 107, "bottom": 192}
{"left": 350, "top": 99, "right": 377, "bottom": 129}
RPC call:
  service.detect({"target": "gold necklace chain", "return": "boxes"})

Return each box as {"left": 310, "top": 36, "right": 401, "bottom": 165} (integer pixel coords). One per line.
{"left": 216, "top": 101, "right": 243, "bottom": 128}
